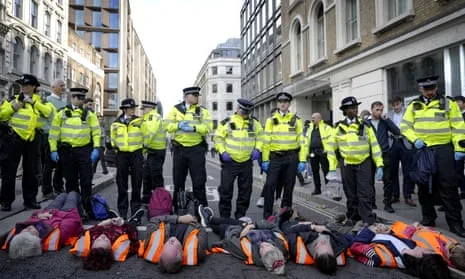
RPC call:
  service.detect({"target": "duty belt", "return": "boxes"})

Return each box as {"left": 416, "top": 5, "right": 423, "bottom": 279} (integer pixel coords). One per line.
{"left": 271, "top": 149, "right": 298, "bottom": 157}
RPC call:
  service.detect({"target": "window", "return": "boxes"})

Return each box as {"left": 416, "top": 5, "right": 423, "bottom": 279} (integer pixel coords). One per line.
{"left": 0, "top": 49, "right": 4, "bottom": 74}
{"left": 226, "top": 102, "right": 233, "bottom": 111}
{"left": 109, "top": 13, "right": 119, "bottom": 28}
{"left": 107, "top": 52, "right": 118, "bottom": 67}
{"left": 72, "top": 42, "right": 77, "bottom": 51}
{"left": 92, "top": 32, "right": 102, "bottom": 48}
{"left": 212, "top": 83, "right": 217, "bottom": 93}
{"left": 447, "top": 46, "right": 463, "bottom": 97}
{"left": 290, "top": 18, "right": 303, "bottom": 73}
{"left": 374, "top": 0, "right": 413, "bottom": 31}
{"left": 30, "top": 1, "right": 38, "bottom": 28}
{"left": 93, "top": 11, "right": 102, "bottom": 26}
{"left": 212, "top": 120, "right": 218, "bottom": 130}
{"left": 226, "top": 83, "right": 233, "bottom": 93}
{"left": 75, "top": 0, "right": 85, "bottom": 5}
{"left": 14, "top": 0, "right": 22, "bottom": 19}
{"left": 75, "top": 10, "right": 84, "bottom": 25}
{"left": 276, "top": 15, "right": 282, "bottom": 36}
{"left": 212, "top": 66, "right": 217, "bottom": 75}
{"left": 55, "top": 59, "right": 63, "bottom": 79}
{"left": 108, "top": 93, "right": 118, "bottom": 109}
{"left": 212, "top": 102, "right": 218, "bottom": 111}
{"left": 56, "top": 21, "right": 62, "bottom": 43}
{"left": 226, "top": 66, "right": 233, "bottom": 75}
{"left": 316, "top": 7, "right": 325, "bottom": 59}
{"left": 93, "top": 0, "right": 101, "bottom": 6}
{"left": 345, "top": 0, "right": 358, "bottom": 42}
{"left": 29, "top": 46, "right": 39, "bottom": 74}
{"left": 335, "top": 0, "right": 360, "bottom": 50}
{"left": 108, "top": 33, "right": 118, "bottom": 48}
{"left": 71, "top": 68, "right": 76, "bottom": 81}
{"left": 44, "top": 12, "right": 51, "bottom": 36}
{"left": 110, "top": 0, "right": 119, "bottom": 9}
{"left": 309, "top": 2, "right": 326, "bottom": 63}
{"left": 43, "top": 53, "right": 52, "bottom": 81}
{"left": 388, "top": 0, "right": 407, "bottom": 20}
{"left": 108, "top": 73, "right": 118, "bottom": 88}
{"left": 79, "top": 72, "right": 84, "bottom": 84}
{"left": 13, "top": 37, "right": 24, "bottom": 71}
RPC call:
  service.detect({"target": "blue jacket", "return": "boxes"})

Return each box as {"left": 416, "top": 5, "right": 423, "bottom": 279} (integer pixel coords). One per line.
{"left": 367, "top": 117, "right": 401, "bottom": 153}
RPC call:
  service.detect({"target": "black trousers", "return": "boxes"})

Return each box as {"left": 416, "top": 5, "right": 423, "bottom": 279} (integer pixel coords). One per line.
{"left": 0, "top": 133, "right": 39, "bottom": 205}
{"left": 60, "top": 146, "right": 92, "bottom": 211}
{"left": 341, "top": 158, "right": 375, "bottom": 225}
{"left": 309, "top": 150, "right": 329, "bottom": 189}
{"left": 42, "top": 133, "right": 64, "bottom": 195}
{"left": 218, "top": 160, "right": 253, "bottom": 219}
{"left": 116, "top": 150, "right": 143, "bottom": 218}
{"left": 172, "top": 144, "right": 207, "bottom": 212}
{"left": 142, "top": 149, "right": 166, "bottom": 201}
{"left": 454, "top": 159, "right": 465, "bottom": 193}
{"left": 209, "top": 216, "right": 244, "bottom": 239}
{"left": 381, "top": 151, "right": 394, "bottom": 205}
{"left": 417, "top": 145, "right": 463, "bottom": 228}
{"left": 391, "top": 140, "right": 414, "bottom": 199}
{"left": 263, "top": 151, "right": 298, "bottom": 219}
{"left": 92, "top": 146, "right": 108, "bottom": 174}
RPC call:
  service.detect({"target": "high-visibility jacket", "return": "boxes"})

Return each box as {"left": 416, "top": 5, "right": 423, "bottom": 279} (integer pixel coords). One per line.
{"left": 0, "top": 93, "right": 52, "bottom": 141}
{"left": 48, "top": 106, "right": 101, "bottom": 152}
{"left": 142, "top": 109, "right": 167, "bottom": 150}
{"left": 304, "top": 120, "right": 333, "bottom": 154}
{"left": 262, "top": 111, "right": 306, "bottom": 162}
{"left": 165, "top": 102, "right": 212, "bottom": 147}
{"left": 327, "top": 119, "right": 383, "bottom": 171}
{"left": 214, "top": 114, "right": 263, "bottom": 163}
{"left": 2, "top": 227, "right": 62, "bottom": 251}
{"left": 294, "top": 235, "right": 346, "bottom": 265}
{"left": 401, "top": 95, "right": 465, "bottom": 152}
{"left": 110, "top": 116, "right": 144, "bottom": 152}
{"left": 69, "top": 230, "right": 132, "bottom": 262}
{"left": 239, "top": 231, "right": 289, "bottom": 265}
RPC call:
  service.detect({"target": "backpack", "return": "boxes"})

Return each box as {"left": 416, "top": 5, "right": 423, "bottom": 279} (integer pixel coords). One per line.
{"left": 89, "top": 194, "right": 110, "bottom": 220}
{"left": 148, "top": 187, "right": 173, "bottom": 218}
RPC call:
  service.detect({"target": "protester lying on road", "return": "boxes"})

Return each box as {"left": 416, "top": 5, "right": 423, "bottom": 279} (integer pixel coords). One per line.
{"left": 2, "top": 191, "right": 83, "bottom": 259}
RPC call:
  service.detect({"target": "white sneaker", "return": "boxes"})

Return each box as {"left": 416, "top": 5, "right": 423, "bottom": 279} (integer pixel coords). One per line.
{"left": 256, "top": 197, "right": 264, "bottom": 208}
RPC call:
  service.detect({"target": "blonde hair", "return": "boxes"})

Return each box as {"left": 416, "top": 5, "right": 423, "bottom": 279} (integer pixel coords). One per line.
{"left": 9, "top": 231, "right": 42, "bottom": 259}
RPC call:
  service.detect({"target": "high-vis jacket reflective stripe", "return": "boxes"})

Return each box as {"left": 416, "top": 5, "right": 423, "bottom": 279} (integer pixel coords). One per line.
{"left": 240, "top": 238, "right": 254, "bottom": 264}
{"left": 214, "top": 114, "right": 263, "bottom": 163}
{"left": 143, "top": 222, "right": 165, "bottom": 263}
{"left": 112, "top": 234, "right": 131, "bottom": 261}
{"left": 1, "top": 228, "right": 16, "bottom": 250}
{"left": 2, "top": 227, "right": 61, "bottom": 251}
{"left": 142, "top": 110, "right": 167, "bottom": 150}
{"left": 372, "top": 243, "right": 397, "bottom": 268}
{"left": 69, "top": 230, "right": 91, "bottom": 257}
{"left": 274, "top": 232, "right": 289, "bottom": 257}
{"left": 182, "top": 228, "right": 200, "bottom": 266}
{"left": 111, "top": 118, "right": 144, "bottom": 152}
{"left": 294, "top": 236, "right": 346, "bottom": 265}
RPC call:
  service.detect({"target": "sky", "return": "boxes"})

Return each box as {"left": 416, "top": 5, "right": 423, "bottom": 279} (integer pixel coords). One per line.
{"left": 129, "top": 0, "right": 243, "bottom": 111}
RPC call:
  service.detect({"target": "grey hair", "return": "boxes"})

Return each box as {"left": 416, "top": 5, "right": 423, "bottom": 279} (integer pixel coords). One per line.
{"left": 51, "top": 79, "right": 65, "bottom": 87}
{"left": 9, "top": 231, "right": 42, "bottom": 259}
{"left": 158, "top": 249, "right": 183, "bottom": 273}
{"left": 261, "top": 246, "right": 286, "bottom": 275}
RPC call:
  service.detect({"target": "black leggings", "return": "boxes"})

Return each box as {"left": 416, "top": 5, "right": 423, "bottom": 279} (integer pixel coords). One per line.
{"left": 209, "top": 217, "right": 245, "bottom": 239}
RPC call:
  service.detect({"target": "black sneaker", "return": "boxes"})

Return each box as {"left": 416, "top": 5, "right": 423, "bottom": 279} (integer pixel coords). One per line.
{"left": 198, "top": 205, "right": 214, "bottom": 227}
{"left": 108, "top": 209, "right": 120, "bottom": 219}
{"left": 128, "top": 208, "right": 145, "bottom": 225}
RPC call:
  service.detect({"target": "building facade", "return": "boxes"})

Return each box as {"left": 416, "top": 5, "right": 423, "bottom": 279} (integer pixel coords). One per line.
{"left": 280, "top": 0, "right": 465, "bottom": 123}
{"left": 194, "top": 38, "right": 242, "bottom": 130}
{"left": 2, "top": 0, "right": 68, "bottom": 98}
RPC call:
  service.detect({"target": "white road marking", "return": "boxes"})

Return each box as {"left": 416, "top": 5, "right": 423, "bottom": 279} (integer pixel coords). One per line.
{"left": 164, "top": 184, "right": 219, "bottom": 202}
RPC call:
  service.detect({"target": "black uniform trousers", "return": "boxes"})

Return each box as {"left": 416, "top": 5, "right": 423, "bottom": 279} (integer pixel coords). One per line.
{"left": 41, "top": 133, "right": 64, "bottom": 195}
{"left": 309, "top": 149, "right": 329, "bottom": 190}
{"left": 381, "top": 151, "right": 394, "bottom": 205}
{"left": 0, "top": 132, "right": 39, "bottom": 206}
{"left": 142, "top": 149, "right": 166, "bottom": 202}
{"left": 92, "top": 146, "right": 108, "bottom": 174}
{"left": 116, "top": 150, "right": 143, "bottom": 218}
{"left": 218, "top": 159, "right": 253, "bottom": 219}
{"left": 391, "top": 140, "right": 414, "bottom": 199}
{"left": 172, "top": 144, "right": 207, "bottom": 213}
{"left": 59, "top": 145, "right": 92, "bottom": 211}
{"left": 417, "top": 145, "right": 463, "bottom": 228}
{"left": 454, "top": 159, "right": 465, "bottom": 194}
{"left": 263, "top": 150, "right": 298, "bottom": 219}
{"left": 340, "top": 158, "right": 375, "bottom": 225}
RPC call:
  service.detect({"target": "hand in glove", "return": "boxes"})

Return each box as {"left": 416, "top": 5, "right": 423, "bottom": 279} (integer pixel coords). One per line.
{"left": 178, "top": 214, "right": 198, "bottom": 225}
{"left": 90, "top": 148, "right": 99, "bottom": 163}
{"left": 414, "top": 139, "right": 425, "bottom": 149}
{"left": 221, "top": 152, "right": 232, "bottom": 162}
{"left": 455, "top": 152, "right": 465, "bottom": 161}
{"left": 251, "top": 149, "right": 261, "bottom": 161}
{"left": 297, "top": 162, "right": 306, "bottom": 173}
{"left": 375, "top": 167, "right": 383, "bottom": 181}
{"left": 326, "top": 170, "right": 342, "bottom": 183}
{"left": 262, "top": 161, "right": 270, "bottom": 173}
{"left": 178, "top": 121, "right": 188, "bottom": 129}
{"left": 50, "top": 151, "right": 59, "bottom": 163}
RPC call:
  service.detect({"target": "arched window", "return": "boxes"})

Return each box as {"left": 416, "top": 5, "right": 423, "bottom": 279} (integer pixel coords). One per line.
{"left": 290, "top": 18, "right": 303, "bottom": 74}
{"left": 55, "top": 58, "right": 63, "bottom": 79}
{"left": 43, "top": 53, "right": 52, "bottom": 81}
{"left": 13, "top": 37, "right": 24, "bottom": 71}
{"left": 309, "top": 1, "right": 326, "bottom": 63}
{"left": 29, "top": 46, "right": 39, "bottom": 74}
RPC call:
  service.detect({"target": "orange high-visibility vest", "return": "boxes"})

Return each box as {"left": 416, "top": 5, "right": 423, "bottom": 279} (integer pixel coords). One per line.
{"left": 294, "top": 236, "right": 346, "bottom": 265}
{"left": 2, "top": 227, "right": 61, "bottom": 251}
{"left": 371, "top": 243, "right": 398, "bottom": 268}
{"left": 240, "top": 232, "right": 290, "bottom": 265}
{"left": 391, "top": 221, "right": 410, "bottom": 238}
{"left": 69, "top": 230, "right": 132, "bottom": 261}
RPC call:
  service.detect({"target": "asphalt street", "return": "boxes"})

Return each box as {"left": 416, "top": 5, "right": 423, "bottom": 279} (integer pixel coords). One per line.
{"left": 0, "top": 153, "right": 418, "bottom": 279}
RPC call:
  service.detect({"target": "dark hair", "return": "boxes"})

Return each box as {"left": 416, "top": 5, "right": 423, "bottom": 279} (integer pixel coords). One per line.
{"left": 403, "top": 253, "right": 450, "bottom": 279}
{"left": 83, "top": 248, "right": 113, "bottom": 271}
{"left": 315, "top": 253, "right": 337, "bottom": 275}
{"left": 454, "top": 96, "right": 465, "bottom": 102}
{"left": 391, "top": 96, "right": 403, "bottom": 105}
{"left": 371, "top": 101, "right": 384, "bottom": 109}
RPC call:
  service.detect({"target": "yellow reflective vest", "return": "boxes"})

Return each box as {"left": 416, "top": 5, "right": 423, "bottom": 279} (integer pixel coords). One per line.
{"left": 110, "top": 116, "right": 144, "bottom": 152}
{"left": 48, "top": 106, "right": 101, "bottom": 152}
{"left": 0, "top": 93, "right": 52, "bottom": 141}
{"left": 327, "top": 119, "right": 383, "bottom": 171}
{"left": 214, "top": 114, "right": 263, "bottom": 163}
{"left": 400, "top": 96, "right": 465, "bottom": 152}
{"left": 304, "top": 120, "right": 333, "bottom": 154}
{"left": 165, "top": 102, "right": 212, "bottom": 147}
{"left": 142, "top": 109, "right": 167, "bottom": 150}
{"left": 262, "top": 111, "right": 306, "bottom": 162}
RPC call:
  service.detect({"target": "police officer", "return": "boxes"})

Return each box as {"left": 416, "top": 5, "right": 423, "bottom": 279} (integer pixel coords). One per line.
{"left": 262, "top": 92, "right": 307, "bottom": 219}
{"left": 0, "top": 74, "right": 53, "bottom": 211}
{"left": 110, "top": 98, "right": 144, "bottom": 220}
{"left": 401, "top": 76, "right": 465, "bottom": 237}
{"left": 166, "top": 86, "right": 212, "bottom": 212}
{"left": 48, "top": 87, "right": 100, "bottom": 214}
{"left": 327, "top": 96, "right": 384, "bottom": 225}
{"left": 214, "top": 98, "right": 263, "bottom": 219}
{"left": 141, "top": 100, "right": 167, "bottom": 203}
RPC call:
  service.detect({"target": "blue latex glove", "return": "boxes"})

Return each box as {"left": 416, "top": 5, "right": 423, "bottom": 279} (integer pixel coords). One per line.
{"left": 455, "top": 152, "right": 465, "bottom": 161}
{"left": 90, "top": 148, "right": 99, "bottom": 163}
{"left": 221, "top": 152, "right": 232, "bottom": 162}
{"left": 50, "top": 151, "right": 59, "bottom": 163}
{"left": 375, "top": 167, "right": 383, "bottom": 181}
{"left": 180, "top": 123, "right": 195, "bottom": 132}
{"left": 414, "top": 139, "right": 425, "bottom": 149}
{"left": 251, "top": 149, "right": 261, "bottom": 161}
{"left": 178, "top": 121, "right": 188, "bottom": 129}
{"left": 297, "top": 162, "right": 306, "bottom": 173}
{"left": 262, "top": 161, "right": 270, "bottom": 173}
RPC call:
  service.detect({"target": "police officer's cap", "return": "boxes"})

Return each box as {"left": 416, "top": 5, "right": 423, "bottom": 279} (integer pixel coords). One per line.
{"left": 120, "top": 98, "right": 138, "bottom": 109}
{"left": 417, "top": 75, "right": 439, "bottom": 89}
{"left": 15, "top": 74, "right": 40, "bottom": 87}
{"left": 183, "top": 86, "right": 201, "bottom": 95}
{"left": 339, "top": 96, "right": 361, "bottom": 110}
{"left": 69, "top": 87, "right": 88, "bottom": 96}
{"left": 237, "top": 98, "right": 254, "bottom": 111}
{"left": 276, "top": 92, "right": 293, "bottom": 102}
{"left": 141, "top": 100, "right": 157, "bottom": 108}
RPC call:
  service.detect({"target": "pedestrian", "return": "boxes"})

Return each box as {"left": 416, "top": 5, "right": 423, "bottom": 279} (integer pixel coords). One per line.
{"left": 84, "top": 98, "right": 94, "bottom": 112}
{"left": 261, "top": 92, "right": 307, "bottom": 219}
{"left": 367, "top": 101, "right": 402, "bottom": 213}
{"left": 214, "top": 98, "right": 263, "bottom": 219}
{"left": 400, "top": 75, "right": 465, "bottom": 237}
{"left": 453, "top": 95, "right": 465, "bottom": 199}
{"left": 92, "top": 114, "right": 109, "bottom": 175}
{"left": 165, "top": 86, "right": 212, "bottom": 212}
{"left": 0, "top": 74, "right": 53, "bottom": 211}
{"left": 48, "top": 87, "right": 101, "bottom": 216}
{"left": 140, "top": 100, "right": 166, "bottom": 204}
{"left": 42, "top": 80, "right": 67, "bottom": 199}
{"left": 110, "top": 98, "right": 144, "bottom": 220}
{"left": 306, "top": 112, "right": 332, "bottom": 195}
{"left": 387, "top": 96, "right": 416, "bottom": 207}
{"left": 327, "top": 96, "right": 384, "bottom": 225}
